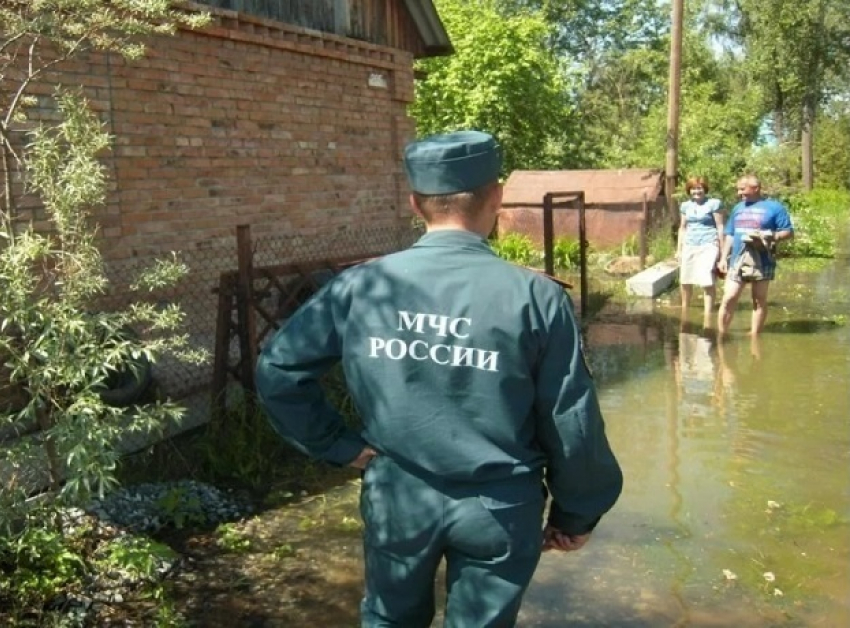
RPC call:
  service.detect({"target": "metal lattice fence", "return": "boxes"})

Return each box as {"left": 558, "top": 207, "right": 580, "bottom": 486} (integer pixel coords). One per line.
{"left": 101, "top": 222, "right": 422, "bottom": 407}
{"left": 252, "top": 223, "right": 422, "bottom": 269}
{"left": 100, "top": 245, "right": 237, "bottom": 402}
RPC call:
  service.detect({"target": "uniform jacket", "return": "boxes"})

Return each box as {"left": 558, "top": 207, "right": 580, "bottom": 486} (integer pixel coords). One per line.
{"left": 256, "top": 229, "right": 623, "bottom": 534}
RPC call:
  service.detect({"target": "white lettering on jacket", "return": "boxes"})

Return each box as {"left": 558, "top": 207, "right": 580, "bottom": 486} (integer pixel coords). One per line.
{"left": 397, "top": 311, "right": 471, "bottom": 338}
{"left": 368, "top": 310, "right": 499, "bottom": 372}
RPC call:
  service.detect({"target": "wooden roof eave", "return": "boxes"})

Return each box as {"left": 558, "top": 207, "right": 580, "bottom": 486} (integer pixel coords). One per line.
{"left": 402, "top": 0, "right": 454, "bottom": 58}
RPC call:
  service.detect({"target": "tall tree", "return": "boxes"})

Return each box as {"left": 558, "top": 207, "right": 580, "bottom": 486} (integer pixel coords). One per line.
{"left": 411, "top": 0, "right": 575, "bottom": 172}
{"left": 814, "top": 100, "right": 850, "bottom": 190}
{"left": 495, "top": 0, "right": 670, "bottom": 168}
{"left": 497, "top": 0, "right": 668, "bottom": 82}
{"left": 575, "top": 43, "right": 669, "bottom": 167}
{"left": 727, "top": 0, "right": 850, "bottom": 189}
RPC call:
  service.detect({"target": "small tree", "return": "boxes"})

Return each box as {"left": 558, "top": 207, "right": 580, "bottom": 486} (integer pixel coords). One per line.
{"left": 0, "top": 1, "right": 210, "bottom": 532}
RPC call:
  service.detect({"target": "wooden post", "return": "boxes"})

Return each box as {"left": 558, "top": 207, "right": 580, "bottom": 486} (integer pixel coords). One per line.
{"left": 665, "top": 0, "right": 684, "bottom": 224}
{"left": 543, "top": 193, "right": 554, "bottom": 277}
{"left": 540, "top": 191, "right": 586, "bottom": 318}
{"left": 578, "top": 192, "right": 588, "bottom": 319}
{"left": 212, "top": 273, "right": 235, "bottom": 417}
{"left": 236, "top": 224, "right": 257, "bottom": 395}
{"left": 640, "top": 192, "right": 649, "bottom": 269}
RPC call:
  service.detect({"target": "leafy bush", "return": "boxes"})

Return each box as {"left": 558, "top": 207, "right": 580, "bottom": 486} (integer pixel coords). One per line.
{"left": 215, "top": 522, "right": 253, "bottom": 553}
{"left": 195, "top": 391, "right": 293, "bottom": 490}
{"left": 0, "top": 520, "right": 88, "bottom": 608}
{"left": 154, "top": 485, "right": 209, "bottom": 530}
{"left": 490, "top": 233, "right": 542, "bottom": 267}
{"left": 0, "top": 3, "right": 210, "bottom": 622}
{"left": 491, "top": 234, "right": 588, "bottom": 270}
{"left": 0, "top": 511, "right": 178, "bottom": 622}
{"left": 94, "top": 535, "right": 176, "bottom": 581}
{"left": 782, "top": 188, "right": 850, "bottom": 257}
{"left": 619, "top": 234, "right": 640, "bottom": 257}
{"left": 196, "top": 365, "right": 360, "bottom": 490}
{"left": 552, "top": 237, "right": 583, "bottom": 269}
{"left": 0, "top": 95, "right": 208, "bottom": 523}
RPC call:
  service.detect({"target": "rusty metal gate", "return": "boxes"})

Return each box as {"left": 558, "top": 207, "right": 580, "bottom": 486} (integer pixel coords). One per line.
{"left": 211, "top": 225, "right": 379, "bottom": 415}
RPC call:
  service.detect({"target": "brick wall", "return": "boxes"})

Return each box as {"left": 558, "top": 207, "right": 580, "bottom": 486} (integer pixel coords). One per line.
{"left": 18, "top": 12, "right": 418, "bottom": 261}
{"left": 2, "top": 12, "right": 422, "bottom": 403}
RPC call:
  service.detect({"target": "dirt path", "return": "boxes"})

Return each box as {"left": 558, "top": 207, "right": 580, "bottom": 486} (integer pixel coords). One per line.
{"left": 165, "top": 476, "right": 366, "bottom": 627}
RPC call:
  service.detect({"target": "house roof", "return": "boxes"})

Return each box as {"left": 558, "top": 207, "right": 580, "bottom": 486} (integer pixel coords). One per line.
{"left": 187, "top": 1, "right": 452, "bottom": 58}
{"left": 501, "top": 169, "right": 664, "bottom": 207}
{"left": 403, "top": 0, "right": 453, "bottom": 57}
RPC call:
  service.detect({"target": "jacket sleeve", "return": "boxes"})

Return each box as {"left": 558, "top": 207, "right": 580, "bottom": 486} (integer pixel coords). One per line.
{"left": 255, "top": 280, "right": 368, "bottom": 467}
{"left": 533, "top": 293, "right": 623, "bottom": 535}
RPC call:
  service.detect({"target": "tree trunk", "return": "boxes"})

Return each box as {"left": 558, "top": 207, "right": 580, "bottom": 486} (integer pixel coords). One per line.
{"left": 772, "top": 84, "right": 792, "bottom": 187}
{"left": 773, "top": 86, "right": 784, "bottom": 144}
{"left": 802, "top": 95, "right": 816, "bottom": 191}
{"left": 36, "top": 407, "right": 63, "bottom": 494}
{"left": 800, "top": 0, "right": 827, "bottom": 192}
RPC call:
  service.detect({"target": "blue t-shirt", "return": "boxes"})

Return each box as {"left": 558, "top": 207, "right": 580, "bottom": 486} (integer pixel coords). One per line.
{"left": 681, "top": 198, "right": 722, "bottom": 246}
{"left": 725, "top": 198, "right": 794, "bottom": 273}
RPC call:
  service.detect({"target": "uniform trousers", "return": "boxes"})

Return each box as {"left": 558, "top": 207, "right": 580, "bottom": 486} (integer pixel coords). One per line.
{"left": 359, "top": 454, "right": 545, "bottom": 628}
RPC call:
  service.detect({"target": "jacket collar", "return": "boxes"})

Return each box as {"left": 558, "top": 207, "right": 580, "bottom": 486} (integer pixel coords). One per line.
{"left": 412, "top": 229, "right": 495, "bottom": 254}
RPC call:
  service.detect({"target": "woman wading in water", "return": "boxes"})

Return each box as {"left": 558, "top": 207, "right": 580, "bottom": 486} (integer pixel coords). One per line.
{"left": 676, "top": 176, "right": 725, "bottom": 328}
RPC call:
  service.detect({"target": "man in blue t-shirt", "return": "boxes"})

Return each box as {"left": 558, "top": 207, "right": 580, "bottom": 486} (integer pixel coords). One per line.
{"left": 717, "top": 175, "right": 794, "bottom": 335}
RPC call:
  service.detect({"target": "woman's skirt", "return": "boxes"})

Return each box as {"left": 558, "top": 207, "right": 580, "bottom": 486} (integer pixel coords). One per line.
{"left": 680, "top": 243, "right": 718, "bottom": 287}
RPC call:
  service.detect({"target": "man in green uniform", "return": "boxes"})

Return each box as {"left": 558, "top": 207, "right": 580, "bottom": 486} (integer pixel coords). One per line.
{"left": 256, "top": 130, "right": 623, "bottom": 627}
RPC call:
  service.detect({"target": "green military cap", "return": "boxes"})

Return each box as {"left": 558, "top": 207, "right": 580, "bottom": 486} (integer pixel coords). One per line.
{"left": 403, "top": 130, "right": 502, "bottom": 195}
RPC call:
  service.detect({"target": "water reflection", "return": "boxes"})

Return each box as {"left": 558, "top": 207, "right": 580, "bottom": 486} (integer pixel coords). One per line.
{"left": 673, "top": 323, "right": 726, "bottom": 426}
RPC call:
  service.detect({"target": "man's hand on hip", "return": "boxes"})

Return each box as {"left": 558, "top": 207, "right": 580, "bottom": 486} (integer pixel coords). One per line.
{"left": 349, "top": 447, "right": 378, "bottom": 470}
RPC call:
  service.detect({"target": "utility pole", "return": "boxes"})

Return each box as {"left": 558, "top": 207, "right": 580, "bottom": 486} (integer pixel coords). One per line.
{"left": 665, "top": 0, "right": 684, "bottom": 227}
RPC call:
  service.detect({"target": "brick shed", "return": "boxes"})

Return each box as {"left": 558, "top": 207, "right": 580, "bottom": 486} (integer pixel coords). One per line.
{"left": 498, "top": 169, "right": 666, "bottom": 248}
{"left": 2, "top": 1, "right": 453, "bottom": 403}
{"left": 12, "top": 0, "right": 451, "bottom": 261}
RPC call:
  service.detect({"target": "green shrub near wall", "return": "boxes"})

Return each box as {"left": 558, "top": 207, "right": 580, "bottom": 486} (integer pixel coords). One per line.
{"left": 490, "top": 233, "right": 542, "bottom": 267}
{"left": 553, "top": 238, "right": 582, "bottom": 269}
{"left": 490, "top": 234, "right": 586, "bottom": 270}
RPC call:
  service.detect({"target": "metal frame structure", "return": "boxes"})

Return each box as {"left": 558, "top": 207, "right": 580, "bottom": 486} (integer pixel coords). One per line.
{"left": 542, "top": 191, "right": 588, "bottom": 318}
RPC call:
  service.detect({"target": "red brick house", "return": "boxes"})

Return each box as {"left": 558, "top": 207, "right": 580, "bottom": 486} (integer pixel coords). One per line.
{"left": 19, "top": 0, "right": 451, "bottom": 261}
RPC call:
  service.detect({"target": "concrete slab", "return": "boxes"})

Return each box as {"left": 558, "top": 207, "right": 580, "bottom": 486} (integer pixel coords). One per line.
{"left": 625, "top": 259, "right": 679, "bottom": 297}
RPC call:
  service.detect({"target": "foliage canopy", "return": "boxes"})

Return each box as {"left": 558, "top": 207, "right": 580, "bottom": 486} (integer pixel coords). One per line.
{"left": 410, "top": 0, "right": 575, "bottom": 172}
{"left": 411, "top": 0, "right": 850, "bottom": 195}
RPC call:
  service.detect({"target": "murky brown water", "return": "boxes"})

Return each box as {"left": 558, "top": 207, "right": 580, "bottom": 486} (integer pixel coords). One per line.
{"left": 270, "top": 255, "right": 850, "bottom": 627}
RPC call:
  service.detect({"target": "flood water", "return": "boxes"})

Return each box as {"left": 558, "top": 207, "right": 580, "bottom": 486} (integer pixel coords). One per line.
{"left": 277, "top": 255, "right": 850, "bottom": 627}
{"left": 523, "top": 257, "right": 850, "bottom": 627}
